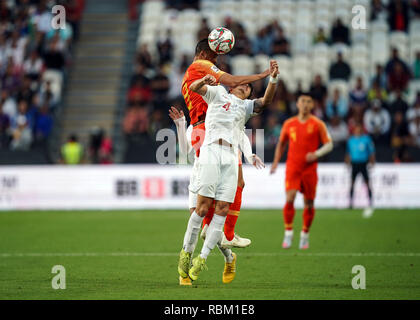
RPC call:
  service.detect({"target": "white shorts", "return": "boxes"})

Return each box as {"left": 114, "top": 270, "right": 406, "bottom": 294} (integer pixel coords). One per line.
{"left": 197, "top": 142, "right": 238, "bottom": 203}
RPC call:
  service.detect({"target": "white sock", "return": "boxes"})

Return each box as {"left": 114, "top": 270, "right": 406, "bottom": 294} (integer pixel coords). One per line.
{"left": 182, "top": 211, "right": 204, "bottom": 253}
{"left": 300, "top": 230, "right": 309, "bottom": 239}
{"left": 217, "top": 244, "right": 234, "bottom": 263}
{"left": 200, "top": 214, "right": 226, "bottom": 259}
{"left": 285, "top": 229, "right": 293, "bottom": 237}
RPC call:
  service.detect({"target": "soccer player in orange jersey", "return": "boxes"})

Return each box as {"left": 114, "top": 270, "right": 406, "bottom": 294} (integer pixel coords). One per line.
{"left": 181, "top": 39, "right": 269, "bottom": 248}
{"left": 270, "top": 93, "right": 333, "bottom": 249}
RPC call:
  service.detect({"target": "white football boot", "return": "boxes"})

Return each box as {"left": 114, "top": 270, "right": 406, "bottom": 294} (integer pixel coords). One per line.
{"left": 220, "top": 233, "right": 252, "bottom": 249}
{"left": 282, "top": 230, "right": 293, "bottom": 249}
{"left": 363, "top": 207, "right": 374, "bottom": 218}
{"left": 299, "top": 231, "right": 309, "bottom": 250}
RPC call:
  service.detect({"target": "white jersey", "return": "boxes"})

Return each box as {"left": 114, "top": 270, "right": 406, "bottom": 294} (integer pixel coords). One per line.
{"left": 202, "top": 85, "right": 255, "bottom": 149}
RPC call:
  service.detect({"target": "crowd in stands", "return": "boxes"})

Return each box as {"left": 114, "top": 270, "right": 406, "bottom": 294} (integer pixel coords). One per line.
{"left": 0, "top": 0, "right": 84, "bottom": 158}
{"left": 125, "top": 0, "right": 420, "bottom": 163}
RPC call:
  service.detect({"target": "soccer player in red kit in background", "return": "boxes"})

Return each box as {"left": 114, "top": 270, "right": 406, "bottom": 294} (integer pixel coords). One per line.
{"left": 270, "top": 93, "right": 333, "bottom": 249}
{"left": 182, "top": 39, "right": 269, "bottom": 247}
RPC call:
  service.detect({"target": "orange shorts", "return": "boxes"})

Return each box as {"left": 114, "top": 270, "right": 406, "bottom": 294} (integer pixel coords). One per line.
{"left": 285, "top": 167, "right": 318, "bottom": 200}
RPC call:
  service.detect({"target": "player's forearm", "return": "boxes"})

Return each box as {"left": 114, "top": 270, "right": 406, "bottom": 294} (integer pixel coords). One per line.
{"left": 239, "top": 130, "right": 253, "bottom": 164}
{"left": 220, "top": 71, "right": 268, "bottom": 87}
{"left": 272, "top": 141, "right": 284, "bottom": 165}
{"left": 314, "top": 141, "right": 333, "bottom": 158}
{"left": 189, "top": 78, "right": 206, "bottom": 93}
{"left": 260, "top": 80, "right": 277, "bottom": 108}
{"left": 174, "top": 117, "right": 189, "bottom": 162}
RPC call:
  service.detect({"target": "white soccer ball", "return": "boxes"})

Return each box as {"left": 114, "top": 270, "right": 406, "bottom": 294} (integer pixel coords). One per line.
{"left": 208, "top": 27, "right": 235, "bottom": 55}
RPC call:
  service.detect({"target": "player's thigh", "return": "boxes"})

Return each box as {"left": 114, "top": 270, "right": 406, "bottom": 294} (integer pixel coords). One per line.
{"left": 286, "top": 189, "right": 298, "bottom": 203}
{"left": 361, "top": 163, "right": 370, "bottom": 184}
{"left": 197, "top": 144, "right": 220, "bottom": 199}
{"left": 351, "top": 163, "right": 361, "bottom": 182}
{"left": 216, "top": 147, "right": 238, "bottom": 204}
{"left": 301, "top": 170, "right": 318, "bottom": 201}
{"left": 285, "top": 168, "right": 302, "bottom": 197}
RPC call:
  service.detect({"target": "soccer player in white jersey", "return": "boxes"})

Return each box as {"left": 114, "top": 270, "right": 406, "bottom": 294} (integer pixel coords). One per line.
{"left": 169, "top": 106, "right": 263, "bottom": 284}
{"left": 177, "top": 60, "right": 279, "bottom": 283}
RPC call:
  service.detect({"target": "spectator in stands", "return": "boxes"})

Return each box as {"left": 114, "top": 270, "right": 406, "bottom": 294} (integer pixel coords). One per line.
{"left": 347, "top": 105, "right": 365, "bottom": 134}
{"left": 387, "top": 0, "right": 409, "bottom": 32}
{"left": 23, "top": 50, "right": 44, "bottom": 81}
{"left": 371, "top": 0, "right": 387, "bottom": 21}
{"left": 10, "top": 115, "right": 32, "bottom": 150}
{"left": 61, "top": 134, "right": 84, "bottom": 165}
{"left": 309, "top": 74, "right": 327, "bottom": 106}
{"left": 407, "top": 100, "right": 420, "bottom": 145}
{"left": 331, "top": 18, "right": 350, "bottom": 45}
{"left": 364, "top": 99, "right": 391, "bottom": 143}
{"left": 13, "top": 100, "right": 34, "bottom": 130}
{"left": 368, "top": 79, "right": 388, "bottom": 103}
{"left": 385, "top": 48, "right": 410, "bottom": 75}
{"left": 8, "top": 30, "right": 27, "bottom": 68}
{"left": 0, "top": 102, "right": 10, "bottom": 148}
{"left": 411, "top": 0, "right": 420, "bottom": 17}
{"left": 326, "top": 88, "right": 349, "bottom": 120}
{"left": 150, "top": 64, "right": 170, "bottom": 110}
{"left": 123, "top": 102, "right": 150, "bottom": 136}
{"left": 264, "top": 114, "right": 282, "bottom": 150}
{"left": 34, "top": 102, "right": 53, "bottom": 142}
{"left": 169, "top": 56, "right": 189, "bottom": 100}
{"left": 388, "top": 61, "right": 411, "bottom": 92}
{"left": 64, "top": 0, "right": 85, "bottom": 42}
{"left": 136, "top": 44, "right": 153, "bottom": 69}
{"left": 43, "top": 37, "right": 66, "bottom": 71}
{"left": 253, "top": 25, "right": 273, "bottom": 55}
{"left": 389, "top": 89, "right": 409, "bottom": 116}
{"left": 17, "top": 75, "right": 35, "bottom": 104}
{"left": 157, "top": 30, "right": 173, "bottom": 65}
{"left": 2, "top": 60, "right": 22, "bottom": 95}
{"left": 329, "top": 52, "right": 351, "bottom": 81}
{"left": 413, "top": 51, "right": 420, "bottom": 79}
{"left": 88, "top": 127, "right": 113, "bottom": 164}
{"left": 271, "top": 26, "right": 290, "bottom": 56}
{"left": 349, "top": 76, "right": 368, "bottom": 106}
{"left": 313, "top": 27, "right": 328, "bottom": 44}
{"left": 32, "top": 0, "right": 53, "bottom": 34}
{"left": 197, "top": 18, "right": 210, "bottom": 41}
{"left": 269, "top": 79, "right": 293, "bottom": 122}
{"left": 328, "top": 115, "right": 349, "bottom": 147}
{"left": 224, "top": 16, "right": 243, "bottom": 40}
{"left": 370, "top": 64, "right": 387, "bottom": 89}
{"left": 233, "top": 25, "right": 252, "bottom": 55}
{"left": 391, "top": 111, "right": 412, "bottom": 162}
{"left": 1, "top": 89, "right": 17, "bottom": 119}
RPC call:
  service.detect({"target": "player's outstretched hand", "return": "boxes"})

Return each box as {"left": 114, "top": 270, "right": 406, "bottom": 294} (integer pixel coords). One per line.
{"left": 269, "top": 60, "right": 279, "bottom": 78}
{"left": 252, "top": 154, "right": 265, "bottom": 169}
{"left": 169, "top": 106, "right": 184, "bottom": 121}
{"left": 306, "top": 152, "right": 318, "bottom": 163}
{"left": 203, "top": 74, "right": 217, "bottom": 86}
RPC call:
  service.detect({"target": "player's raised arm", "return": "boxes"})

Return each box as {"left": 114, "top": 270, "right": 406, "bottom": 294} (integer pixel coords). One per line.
{"left": 253, "top": 60, "right": 279, "bottom": 114}
{"left": 219, "top": 68, "right": 270, "bottom": 87}
{"left": 169, "top": 106, "right": 191, "bottom": 164}
{"left": 189, "top": 74, "right": 217, "bottom": 96}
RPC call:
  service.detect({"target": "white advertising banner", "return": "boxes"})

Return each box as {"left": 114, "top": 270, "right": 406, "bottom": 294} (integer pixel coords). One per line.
{"left": 0, "top": 164, "right": 419, "bottom": 210}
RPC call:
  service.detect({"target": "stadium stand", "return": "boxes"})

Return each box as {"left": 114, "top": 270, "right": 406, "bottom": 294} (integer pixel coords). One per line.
{"left": 0, "top": 0, "right": 84, "bottom": 164}
{"left": 123, "top": 0, "right": 420, "bottom": 163}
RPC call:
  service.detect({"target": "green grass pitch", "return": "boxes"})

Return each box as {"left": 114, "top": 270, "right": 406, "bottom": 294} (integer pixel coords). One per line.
{"left": 0, "top": 209, "right": 419, "bottom": 300}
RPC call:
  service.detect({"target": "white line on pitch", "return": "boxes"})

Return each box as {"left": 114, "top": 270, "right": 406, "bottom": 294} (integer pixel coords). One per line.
{"left": 1, "top": 252, "right": 420, "bottom": 258}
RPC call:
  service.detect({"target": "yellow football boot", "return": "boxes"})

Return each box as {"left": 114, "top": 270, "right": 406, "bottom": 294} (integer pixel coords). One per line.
{"left": 222, "top": 252, "right": 237, "bottom": 284}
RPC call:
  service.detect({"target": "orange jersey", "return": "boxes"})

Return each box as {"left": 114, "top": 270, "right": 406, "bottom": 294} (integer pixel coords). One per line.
{"left": 181, "top": 59, "right": 225, "bottom": 126}
{"left": 280, "top": 115, "right": 331, "bottom": 171}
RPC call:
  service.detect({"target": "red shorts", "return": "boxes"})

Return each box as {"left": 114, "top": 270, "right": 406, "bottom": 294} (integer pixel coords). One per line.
{"left": 285, "top": 167, "right": 318, "bottom": 200}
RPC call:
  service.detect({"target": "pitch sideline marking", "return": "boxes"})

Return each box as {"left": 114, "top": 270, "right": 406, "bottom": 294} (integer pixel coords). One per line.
{"left": 1, "top": 252, "right": 420, "bottom": 258}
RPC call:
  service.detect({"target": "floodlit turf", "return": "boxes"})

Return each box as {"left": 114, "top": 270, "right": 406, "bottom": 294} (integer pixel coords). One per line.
{"left": 0, "top": 209, "right": 419, "bottom": 300}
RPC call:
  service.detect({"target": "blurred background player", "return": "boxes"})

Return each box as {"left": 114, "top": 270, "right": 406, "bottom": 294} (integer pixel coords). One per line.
{"left": 181, "top": 39, "right": 270, "bottom": 251}
{"left": 270, "top": 93, "right": 333, "bottom": 250}
{"left": 346, "top": 123, "right": 376, "bottom": 218}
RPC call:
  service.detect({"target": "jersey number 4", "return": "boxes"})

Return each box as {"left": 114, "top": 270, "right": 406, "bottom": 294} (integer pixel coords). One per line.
{"left": 222, "top": 102, "right": 231, "bottom": 111}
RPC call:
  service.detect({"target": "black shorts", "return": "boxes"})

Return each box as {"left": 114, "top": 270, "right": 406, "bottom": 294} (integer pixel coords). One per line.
{"left": 351, "top": 162, "right": 369, "bottom": 182}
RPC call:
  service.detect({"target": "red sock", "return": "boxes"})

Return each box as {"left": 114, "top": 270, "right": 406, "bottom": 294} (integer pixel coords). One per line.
{"left": 224, "top": 186, "right": 243, "bottom": 241}
{"left": 202, "top": 202, "right": 215, "bottom": 228}
{"left": 302, "top": 207, "right": 315, "bottom": 233}
{"left": 283, "top": 202, "right": 295, "bottom": 230}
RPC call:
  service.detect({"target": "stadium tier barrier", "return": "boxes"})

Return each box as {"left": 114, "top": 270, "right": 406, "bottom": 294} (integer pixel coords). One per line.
{"left": 0, "top": 164, "right": 418, "bottom": 210}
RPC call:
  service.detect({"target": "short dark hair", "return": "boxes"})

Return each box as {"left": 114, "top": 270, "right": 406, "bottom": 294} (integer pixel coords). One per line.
{"left": 247, "top": 83, "right": 254, "bottom": 99}
{"left": 296, "top": 91, "right": 314, "bottom": 100}
{"left": 195, "top": 38, "right": 213, "bottom": 56}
